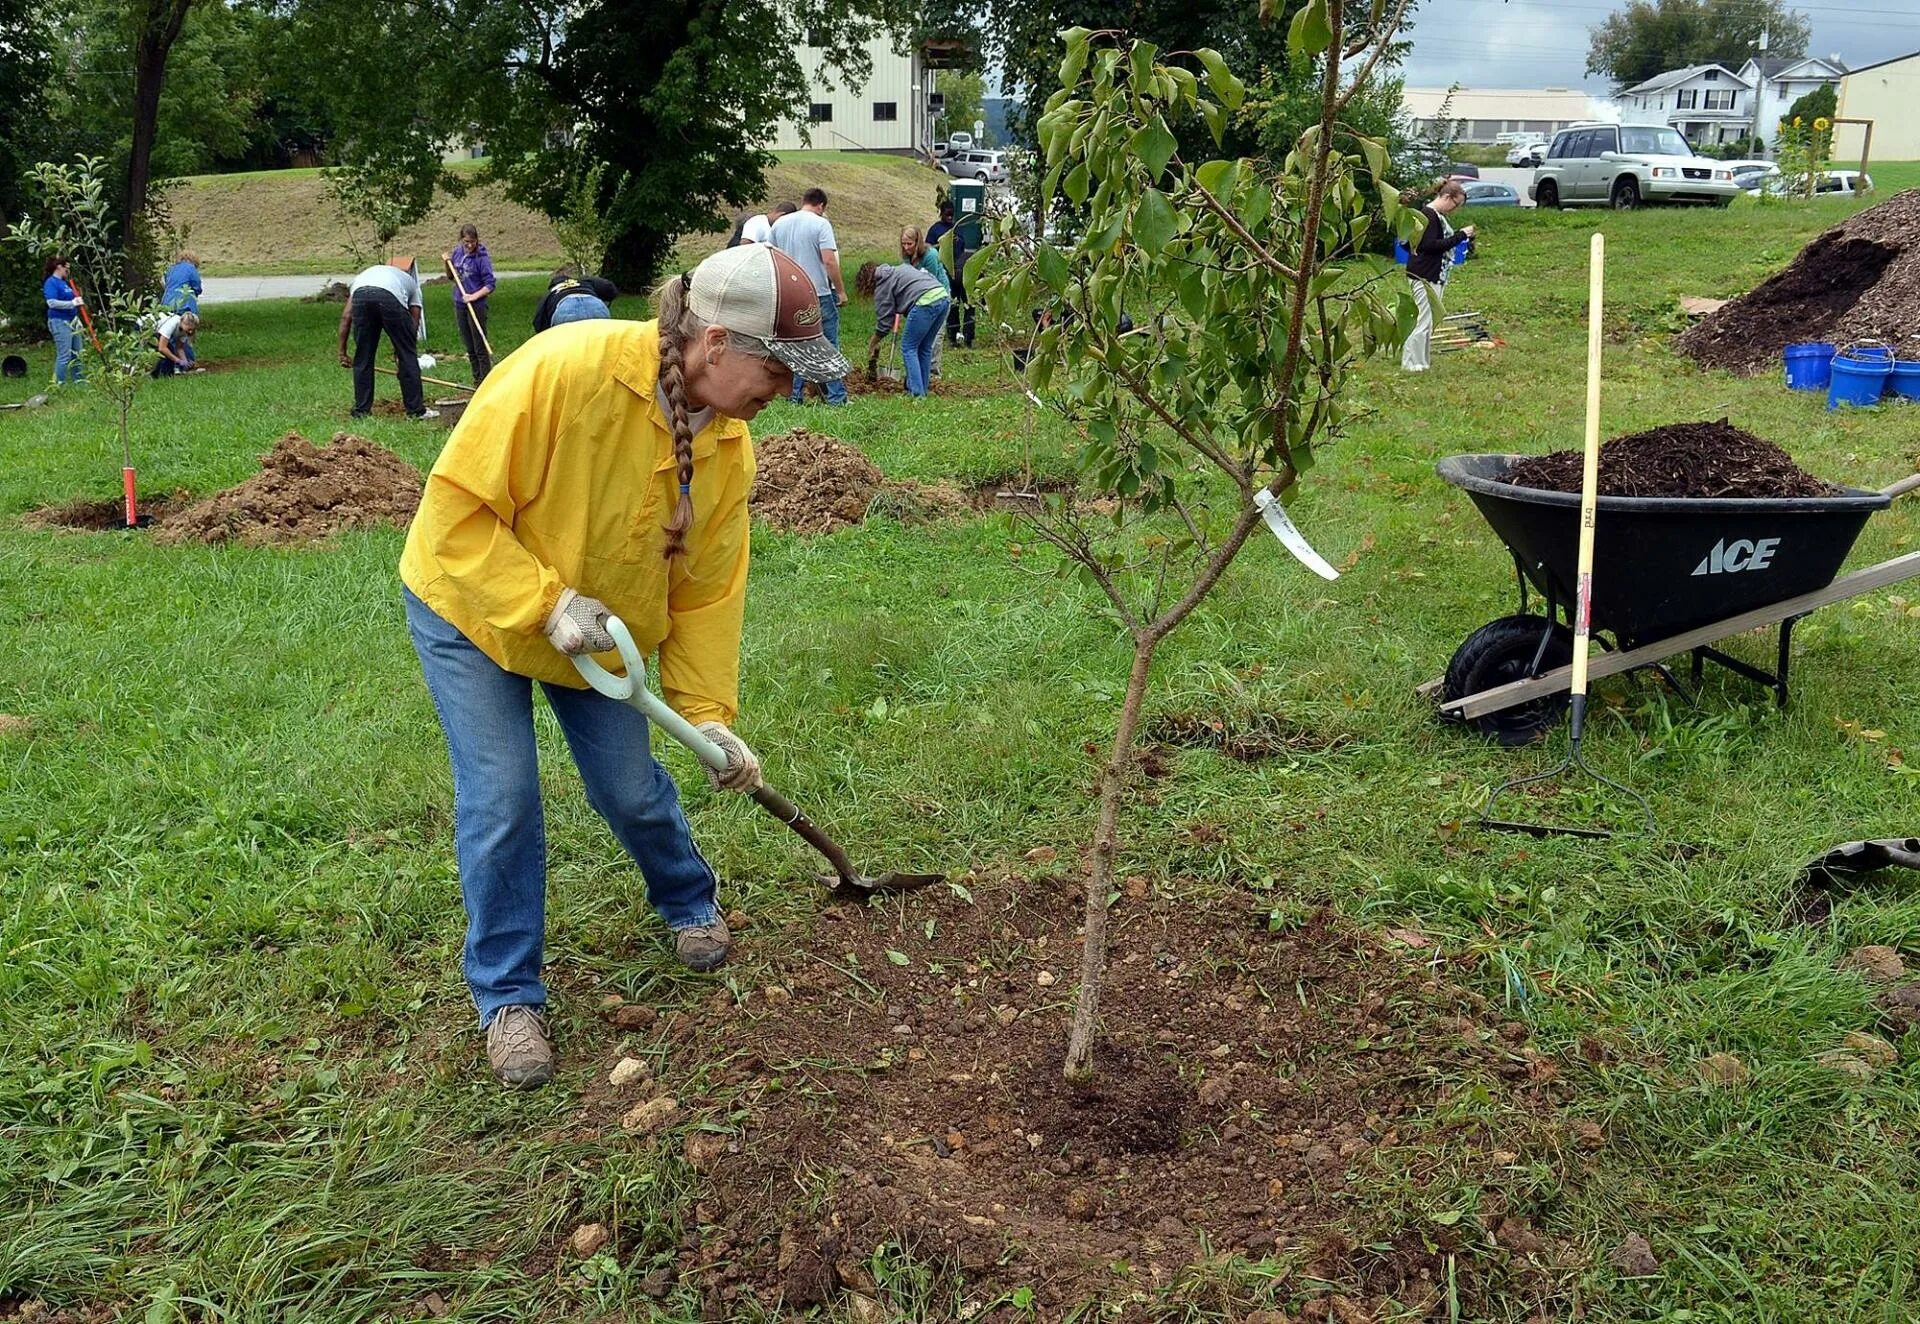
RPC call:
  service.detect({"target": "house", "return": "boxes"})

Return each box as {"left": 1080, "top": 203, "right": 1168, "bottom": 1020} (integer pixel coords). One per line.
{"left": 1400, "top": 88, "right": 1606, "bottom": 144}
{"left": 1737, "top": 55, "right": 1847, "bottom": 150}
{"left": 1834, "top": 49, "right": 1920, "bottom": 162}
{"left": 1614, "top": 64, "right": 1753, "bottom": 146}
{"left": 767, "top": 33, "right": 943, "bottom": 155}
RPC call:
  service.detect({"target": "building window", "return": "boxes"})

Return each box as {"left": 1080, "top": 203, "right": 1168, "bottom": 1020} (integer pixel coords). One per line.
{"left": 873, "top": 101, "right": 897, "bottom": 121}
{"left": 1675, "top": 89, "right": 1697, "bottom": 109}
{"left": 1705, "top": 89, "right": 1734, "bottom": 111}
{"left": 808, "top": 103, "right": 832, "bottom": 123}
{"left": 1704, "top": 68, "right": 1719, "bottom": 80}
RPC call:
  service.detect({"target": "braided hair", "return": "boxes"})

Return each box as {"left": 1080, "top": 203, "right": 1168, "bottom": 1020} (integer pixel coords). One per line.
{"left": 653, "top": 271, "right": 699, "bottom": 560}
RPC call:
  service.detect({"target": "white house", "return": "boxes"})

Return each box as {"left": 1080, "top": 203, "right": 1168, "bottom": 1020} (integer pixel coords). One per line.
{"left": 1615, "top": 63, "right": 1753, "bottom": 145}
{"left": 1401, "top": 87, "right": 1606, "bottom": 144}
{"left": 1737, "top": 55, "right": 1847, "bottom": 150}
{"left": 767, "top": 33, "right": 934, "bottom": 154}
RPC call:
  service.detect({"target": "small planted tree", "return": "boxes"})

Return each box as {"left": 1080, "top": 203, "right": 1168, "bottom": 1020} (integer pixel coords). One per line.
{"left": 551, "top": 161, "right": 629, "bottom": 277}
{"left": 323, "top": 154, "right": 444, "bottom": 266}
{"left": 974, "top": 0, "right": 1415, "bottom": 1081}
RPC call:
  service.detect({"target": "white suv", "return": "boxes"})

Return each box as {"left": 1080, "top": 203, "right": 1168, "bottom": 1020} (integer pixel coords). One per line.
{"left": 1530, "top": 123, "right": 1739, "bottom": 209}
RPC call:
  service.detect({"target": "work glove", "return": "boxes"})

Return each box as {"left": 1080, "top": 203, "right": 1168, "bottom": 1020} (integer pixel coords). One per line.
{"left": 696, "top": 722, "right": 762, "bottom": 792}
{"left": 543, "top": 588, "right": 616, "bottom": 655}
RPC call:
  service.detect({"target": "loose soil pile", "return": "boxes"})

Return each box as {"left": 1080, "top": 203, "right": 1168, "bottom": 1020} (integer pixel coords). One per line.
{"left": 568, "top": 888, "right": 1578, "bottom": 1320}
{"left": 1506, "top": 420, "right": 1839, "bottom": 499}
{"left": 750, "top": 429, "right": 984, "bottom": 533}
{"left": 154, "top": 432, "right": 421, "bottom": 546}
{"left": 1677, "top": 189, "right": 1920, "bottom": 374}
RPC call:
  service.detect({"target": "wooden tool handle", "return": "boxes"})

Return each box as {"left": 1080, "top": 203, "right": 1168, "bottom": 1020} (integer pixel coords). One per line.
{"left": 1569, "top": 232, "right": 1604, "bottom": 722}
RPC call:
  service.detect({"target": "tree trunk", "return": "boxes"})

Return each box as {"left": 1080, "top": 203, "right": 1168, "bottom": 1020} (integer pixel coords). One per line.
{"left": 1062, "top": 634, "right": 1159, "bottom": 1082}
{"left": 125, "top": 0, "right": 195, "bottom": 289}
{"left": 601, "top": 221, "right": 678, "bottom": 298}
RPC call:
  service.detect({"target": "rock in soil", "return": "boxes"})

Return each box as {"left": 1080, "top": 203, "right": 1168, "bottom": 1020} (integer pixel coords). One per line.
{"left": 620, "top": 1096, "right": 679, "bottom": 1134}
{"left": 568, "top": 1222, "right": 610, "bottom": 1257}
{"left": 1841, "top": 944, "right": 1907, "bottom": 983}
{"left": 1609, "top": 1232, "right": 1660, "bottom": 1276}
{"left": 1676, "top": 189, "right": 1920, "bottom": 375}
{"left": 1841, "top": 1030, "right": 1897, "bottom": 1069}
{"left": 1696, "top": 1052, "right": 1749, "bottom": 1087}
{"left": 1506, "top": 421, "right": 1837, "bottom": 500}
{"left": 154, "top": 432, "right": 422, "bottom": 546}
{"left": 608, "top": 1056, "right": 649, "bottom": 1088}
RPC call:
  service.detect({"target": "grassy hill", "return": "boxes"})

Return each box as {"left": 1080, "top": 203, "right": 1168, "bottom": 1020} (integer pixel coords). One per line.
{"left": 164, "top": 152, "right": 949, "bottom": 276}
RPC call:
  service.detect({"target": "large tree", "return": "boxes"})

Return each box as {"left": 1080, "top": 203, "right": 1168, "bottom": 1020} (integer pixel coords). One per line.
{"left": 1586, "top": 0, "right": 1809, "bottom": 89}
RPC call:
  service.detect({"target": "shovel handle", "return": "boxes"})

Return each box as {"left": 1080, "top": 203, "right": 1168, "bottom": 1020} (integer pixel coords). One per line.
{"left": 1882, "top": 472, "right": 1920, "bottom": 501}
{"left": 570, "top": 617, "right": 731, "bottom": 774}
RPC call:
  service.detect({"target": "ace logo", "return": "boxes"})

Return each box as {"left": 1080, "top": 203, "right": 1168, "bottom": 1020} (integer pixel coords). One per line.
{"left": 1692, "top": 536, "right": 1781, "bottom": 576}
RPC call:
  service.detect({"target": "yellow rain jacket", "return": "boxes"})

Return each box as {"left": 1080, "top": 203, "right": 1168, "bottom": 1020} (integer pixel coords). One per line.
{"left": 400, "top": 319, "right": 754, "bottom": 725}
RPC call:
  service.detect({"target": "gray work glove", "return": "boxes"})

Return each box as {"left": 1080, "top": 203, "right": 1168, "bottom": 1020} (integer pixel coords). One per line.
{"left": 696, "top": 722, "right": 763, "bottom": 792}
{"left": 543, "top": 588, "right": 615, "bottom": 655}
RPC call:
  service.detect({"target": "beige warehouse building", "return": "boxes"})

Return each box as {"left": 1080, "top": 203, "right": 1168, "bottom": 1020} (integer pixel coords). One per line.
{"left": 1834, "top": 49, "right": 1920, "bottom": 162}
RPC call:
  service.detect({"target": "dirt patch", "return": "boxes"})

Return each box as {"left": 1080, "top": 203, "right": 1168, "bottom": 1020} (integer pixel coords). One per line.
{"left": 1146, "top": 711, "right": 1354, "bottom": 760}
{"left": 841, "top": 368, "right": 1006, "bottom": 399}
{"left": 302, "top": 281, "right": 351, "bottom": 304}
{"left": 570, "top": 890, "right": 1573, "bottom": 1320}
{"left": 153, "top": 432, "right": 421, "bottom": 546}
{"left": 748, "top": 428, "right": 885, "bottom": 534}
{"left": 24, "top": 493, "right": 194, "bottom": 531}
{"left": 1506, "top": 420, "right": 1838, "bottom": 499}
{"left": 1676, "top": 189, "right": 1920, "bottom": 374}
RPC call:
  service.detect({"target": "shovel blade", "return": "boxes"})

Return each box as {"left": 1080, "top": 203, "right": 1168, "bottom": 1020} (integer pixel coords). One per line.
{"left": 822, "top": 871, "right": 945, "bottom": 894}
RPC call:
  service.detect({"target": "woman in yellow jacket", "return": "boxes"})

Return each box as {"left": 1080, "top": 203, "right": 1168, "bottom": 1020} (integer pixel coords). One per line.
{"left": 400, "top": 245, "right": 849, "bottom": 1089}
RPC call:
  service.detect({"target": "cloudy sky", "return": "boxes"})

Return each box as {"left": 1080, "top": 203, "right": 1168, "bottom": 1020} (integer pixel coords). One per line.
{"left": 1400, "top": 0, "right": 1920, "bottom": 90}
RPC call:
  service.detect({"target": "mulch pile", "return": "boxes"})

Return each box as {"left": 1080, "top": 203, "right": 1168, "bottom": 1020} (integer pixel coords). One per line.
{"left": 749, "top": 429, "right": 976, "bottom": 533}
{"left": 568, "top": 885, "right": 1579, "bottom": 1320}
{"left": 1506, "top": 420, "right": 1839, "bottom": 499}
{"left": 154, "top": 432, "right": 422, "bottom": 546}
{"left": 1676, "top": 188, "right": 1920, "bottom": 374}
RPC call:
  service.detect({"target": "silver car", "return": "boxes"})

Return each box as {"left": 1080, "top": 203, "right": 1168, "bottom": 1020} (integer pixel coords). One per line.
{"left": 944, "top": 149, "right": 1007, "bottom": 183}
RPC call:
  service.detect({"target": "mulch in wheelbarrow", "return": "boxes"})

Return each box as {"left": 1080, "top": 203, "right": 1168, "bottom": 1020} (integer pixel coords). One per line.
{"left": 1506, "top": 420, "right": 1840, "bottom": 499}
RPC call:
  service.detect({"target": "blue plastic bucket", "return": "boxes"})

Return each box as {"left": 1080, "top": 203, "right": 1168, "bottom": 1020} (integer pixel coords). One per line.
{"left": 1782, "top": 342, "right": 1834, "bottom": 391}
{"left": 1889, "top": 359, "right": 1920, "bottom": 402}
{"left": 1827, "top": 345, "right": 1893, "bottom": 410}
{"left": 1393, "top": 236, "right": 1472, "bottom": 266}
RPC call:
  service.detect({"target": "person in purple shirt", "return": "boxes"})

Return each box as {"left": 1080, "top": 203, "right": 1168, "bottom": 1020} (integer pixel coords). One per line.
{"left": 448, "top": 224, "right": 498, "bottom": 384}
{"left": 42, "top": 256, "right": 85, "bottom": 385}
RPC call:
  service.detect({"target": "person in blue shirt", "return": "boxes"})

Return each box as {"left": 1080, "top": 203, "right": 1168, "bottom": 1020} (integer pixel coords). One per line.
{"left": 42, "top": 256, "right": 85, "bottom": 385}
{"left": 162, "top": 251, "right": 203, "bottom": 315}
{"left": 901, "top": 226, "right": 948, "bottom": 380}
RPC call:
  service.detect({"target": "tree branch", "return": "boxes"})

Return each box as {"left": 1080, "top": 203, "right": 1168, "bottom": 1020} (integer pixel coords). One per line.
{"left": 1180, "top": 165, "right": 1301, "bottom": 284}
{"left": 1021, "top": 512, "right": 1144, "bottom": 635}
{"left": 1334, "top": 0, "right": 1413, "bottom": 116}
{"left": 1109, "top": 358, "right": 1248, "bottom": 489}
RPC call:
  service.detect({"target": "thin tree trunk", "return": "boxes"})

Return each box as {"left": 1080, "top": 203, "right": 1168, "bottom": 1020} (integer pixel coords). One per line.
{"left": 1063, "top": 635, "right": 1158, "bottom": 1082}
{"left": 125, "top": 0, "right": 195, "bottom": 287}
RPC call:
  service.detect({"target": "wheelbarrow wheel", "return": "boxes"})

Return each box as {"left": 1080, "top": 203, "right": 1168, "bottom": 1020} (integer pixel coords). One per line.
{"left": 1442, "top": 614, "right": 1574, "bottom": 746}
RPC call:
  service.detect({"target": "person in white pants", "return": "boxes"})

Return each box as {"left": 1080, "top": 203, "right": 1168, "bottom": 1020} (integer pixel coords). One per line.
{"left": 1402, "top": 180, "right": 1472, "bottom": 373}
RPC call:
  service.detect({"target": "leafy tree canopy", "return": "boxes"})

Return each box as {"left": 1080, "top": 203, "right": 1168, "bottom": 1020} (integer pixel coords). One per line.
{"left": 1586, "top": 0, "right": 1809, "bottom": 89}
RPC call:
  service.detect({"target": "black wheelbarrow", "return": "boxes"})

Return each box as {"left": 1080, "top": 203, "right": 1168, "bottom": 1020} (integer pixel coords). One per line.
{"left": 1423, "top": 454, "right": 1920, "bottom": 744}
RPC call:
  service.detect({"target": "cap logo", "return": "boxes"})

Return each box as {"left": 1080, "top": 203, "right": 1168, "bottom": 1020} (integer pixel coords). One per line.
{"left": 792, "top": 304, "right": 821, "bottom": 327}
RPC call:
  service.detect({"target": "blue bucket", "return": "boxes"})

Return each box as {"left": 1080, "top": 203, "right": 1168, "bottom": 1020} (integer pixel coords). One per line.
{"left": 1393, "top": 236, "right": 1472, "bottom": 267}
{"left": 1827, "top": 345, "right": 1893, "bottom": 410}
{"left": 1889, "top": 359, "right": 1920, "bottom": 402}
{"left": 1782, "top": 342, "right": 1834, "bottom": 391}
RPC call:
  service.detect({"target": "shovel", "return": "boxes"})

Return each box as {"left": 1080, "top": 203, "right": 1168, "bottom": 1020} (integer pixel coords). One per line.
{"left": 572, "top": 616, "right": 943, "bottom": 895}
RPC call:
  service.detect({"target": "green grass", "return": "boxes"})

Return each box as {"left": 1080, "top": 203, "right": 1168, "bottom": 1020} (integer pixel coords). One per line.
{"left": 3, "top": 190, "right": 1920, "bottom": 1322}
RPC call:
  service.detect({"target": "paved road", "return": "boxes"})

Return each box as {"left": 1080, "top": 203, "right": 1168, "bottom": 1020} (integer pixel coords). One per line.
{"left": 200, "top": 272, "right": 540, "bottom": 305}
{"left": 1474, "top": 166, "right": 1539, "bottom": 208}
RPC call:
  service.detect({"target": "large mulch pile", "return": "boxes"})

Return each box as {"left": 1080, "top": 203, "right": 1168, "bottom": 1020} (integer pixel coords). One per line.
{"left": 154, "top": 432, "right": 422, "bottom": 546}
{"left": 565, "top": 884, "right": 1586, "bottom": 1321}
{"left": 1507, "top": 420, "right": 1838, "bottom": 499}
{"left": 1676, "top": 189, "right": 1920, "bottom": 375}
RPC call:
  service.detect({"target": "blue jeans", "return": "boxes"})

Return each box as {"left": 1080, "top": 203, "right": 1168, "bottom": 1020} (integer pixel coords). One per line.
{"left": 404, "top": 589, "right": 722, "bottom": 1026}
{"left": 789, "top": 294, "right": 848, "bottom": 404}
{"left": 49, "top": 318, "right": 82, "bottom": 383}
{"left": 902, "top": 298, "right": 949, "bottom": 397}
{"left": 552, "top": 294, "right": 610, "bottom": 324}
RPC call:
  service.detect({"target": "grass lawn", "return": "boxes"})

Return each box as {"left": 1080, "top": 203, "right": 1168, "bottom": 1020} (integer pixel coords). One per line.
{"left": 3, "top": 188, "right": 1919, "bottom": 1322}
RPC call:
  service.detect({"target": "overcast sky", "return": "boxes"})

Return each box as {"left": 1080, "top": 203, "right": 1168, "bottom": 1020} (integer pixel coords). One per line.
{"left": 1400, "top": 0, "right": 1920, "bottom": 90}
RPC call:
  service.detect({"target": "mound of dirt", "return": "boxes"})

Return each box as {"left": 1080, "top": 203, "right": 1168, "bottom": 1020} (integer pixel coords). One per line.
{"left": 1676, "top": 189, "right": 1920, "bottom": 374}
{"left": 567, "top": 889, "right": 1572, "bottom": 1320}
{"left": 1506, "top": 420, "right": 1838, "bottom": 499}
{"left": 154, "top": 432, "right": 422, "bottom": 546}
{"left": 748, "top": 428, "right": 884, "bottom": 534}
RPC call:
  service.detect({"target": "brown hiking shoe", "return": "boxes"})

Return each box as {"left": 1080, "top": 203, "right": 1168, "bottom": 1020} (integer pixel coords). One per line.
{"left": 486, "top": 1005, "right": 554, "bottom": 1090}
{"left": 674, "top": 916, "right": 732, "bottom": 972}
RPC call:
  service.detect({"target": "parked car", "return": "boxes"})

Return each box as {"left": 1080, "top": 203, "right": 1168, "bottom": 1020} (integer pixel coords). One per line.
{"left": 1749, "top": 168, "right": 1873, "bottom": 198}
{"left": 944, "top": 149, "right": 1007, "bottom": 183}
{"left": 1462, "top": 181, "right": 1521, "bottom": 207}
{"left": 1448, "top": 162, "right": 1481, "bottom": 179}
{"left": 947, "top": 131, "right": 974, "bottom": 152}
{"left": 1506, "top": 140, "right": 1548, "bottom": 167}
{"left": 1730, "top": 162, "right": 1780, "bottom": 191}
{"left": 1529, "top": 122, "right": 1739, "bottom": 209}
{"left": 932, "top": 140, "right": 951, "bottom": 159}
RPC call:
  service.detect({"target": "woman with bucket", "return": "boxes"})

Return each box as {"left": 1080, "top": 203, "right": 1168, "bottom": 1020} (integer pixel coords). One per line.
{"left": 400, "top": 243, "right": 849, "bottom": 1090}
{"left": 42, "top": 256, "right": 86, "bottom": 386}
{"left": 1401, "top": 180, "right": 1474, "bottom": 374}
{"left": 854, "top": 257, "right": 950, "bottom": 397}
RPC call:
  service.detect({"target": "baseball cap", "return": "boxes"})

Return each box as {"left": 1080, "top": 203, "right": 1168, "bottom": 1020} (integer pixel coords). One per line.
{"left": 686, "top": 245, "right": 852, "bottom": 382}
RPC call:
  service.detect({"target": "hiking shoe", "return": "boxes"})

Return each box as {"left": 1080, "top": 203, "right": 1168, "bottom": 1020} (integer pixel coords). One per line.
{"left": 412, "top": 408, "right": 441, "bottom": 420}
{"left": 675, "top": 916, "right": 732, "bottom": 972}
{"left": 486, "top": 1005, "right": 554, "bottom": 1090}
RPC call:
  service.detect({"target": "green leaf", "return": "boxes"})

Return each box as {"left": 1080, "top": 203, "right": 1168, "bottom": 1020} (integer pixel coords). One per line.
{"left": 1357, "top": 135, "right": 1388, "bottom": 182}
{"left": 1036, "top": 242, "right": 1070, "bottom": 294}
{"left": 886, "top": 950, "right": 911, "bottom": 966}
{"left": 1132, "top": 188, "right": 1178, "bottom": 253}
{"left": 1064, "top": 162, "right": 1091, "bottom": 207}
{"left": 1289, "top": 0, "right": 1335, "bottom": 57}
{"left": 1128, "top": 41, "right": 1157, "bottom": 90}
{"left": 1195, "top": 159, "right": 1239, "bottom": 199}
{"left": 1059, "top": 28, "right": 1093, "bottom": 88}
{"left": 1197, "top": 101, "right": 1226, "bottom": 147}
{"left": 1194, "top": 48, "right": 1245, "bottom": 112}
{"left": 1130, "top": 116, "right": 1178, "bottom": 179}
{"left": 1430, "top": 1209, "right": 1464, "bottom": 1226}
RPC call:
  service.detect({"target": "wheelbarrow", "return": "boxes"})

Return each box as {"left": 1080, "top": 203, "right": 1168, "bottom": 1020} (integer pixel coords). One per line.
{"left": 1422, "top": 455, "right": 1920, "bottom": 744}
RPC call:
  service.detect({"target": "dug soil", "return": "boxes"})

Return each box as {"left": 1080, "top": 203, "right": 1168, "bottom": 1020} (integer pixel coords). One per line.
{"left": 750, "top": 429, "right": 984, "bottom": 533}
{"left": 155, "top": 433, "right": 421, "bottom": 546}
{"left": 1506, "top": 420, "right": 1839, "bottom": 499}
{"left": 1676, "top": 189, "right": 1920, "bottom": 374}
{"left": 23, "top": 493, "right": 193, "bottom": 531}
{"left": 569, "top": 887, "right": 1583, "bottom": 1320}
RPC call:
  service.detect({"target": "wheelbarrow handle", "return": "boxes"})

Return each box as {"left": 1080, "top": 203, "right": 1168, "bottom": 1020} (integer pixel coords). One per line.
{"left": 570, "top": 617, "right": 731, "bottom": 775}
{"left": 1881, "top": 472, "right": 1920, "bottom": 501}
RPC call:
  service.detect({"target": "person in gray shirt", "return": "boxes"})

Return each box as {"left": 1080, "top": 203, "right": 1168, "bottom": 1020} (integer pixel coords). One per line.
{"left": 855, "top": 260, "right": 951, "bottom": 398}
{"left": 337, "top": 257, "right": 434, "bottom": 419}
{"left": 770, "top": 188, "right": 848, "bottom": 405}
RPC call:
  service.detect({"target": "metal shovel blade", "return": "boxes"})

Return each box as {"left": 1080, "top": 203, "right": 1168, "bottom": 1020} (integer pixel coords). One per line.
{"left": 747, "top": 786, "right": 942, "bottom": 893}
